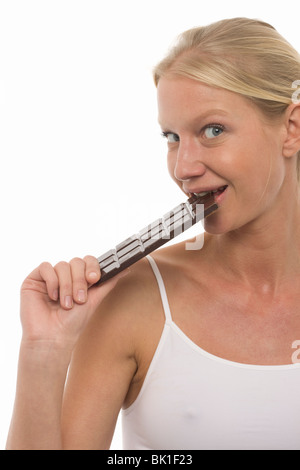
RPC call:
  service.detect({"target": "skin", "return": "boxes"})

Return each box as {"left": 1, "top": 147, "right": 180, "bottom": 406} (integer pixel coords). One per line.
{"left": 6, "top": 75, "right": 300, "bottom": 449}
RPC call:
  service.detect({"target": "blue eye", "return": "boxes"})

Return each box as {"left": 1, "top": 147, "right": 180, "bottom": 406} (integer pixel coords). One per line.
{"left": 204, "top": 125, "right": 224, "bottom": 139}
{"left": 162, "top": 132, "right": 180, "bottom": 143}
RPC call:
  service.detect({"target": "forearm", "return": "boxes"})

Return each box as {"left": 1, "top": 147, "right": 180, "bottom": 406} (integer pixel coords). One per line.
{"left": 6, "top": 341, "right": 72, "bottom": 450}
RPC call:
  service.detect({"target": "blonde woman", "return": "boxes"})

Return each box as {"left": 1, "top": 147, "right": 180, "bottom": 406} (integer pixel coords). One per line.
{"left": 7, "top": 18, "right": 300, "bottom": 450}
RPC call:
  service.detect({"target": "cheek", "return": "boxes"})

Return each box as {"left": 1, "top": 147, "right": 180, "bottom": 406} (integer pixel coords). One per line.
{"left": 234, "top": 150, "right": 285, "bottom": 214}
{"left": 225, "top": 132, "right": 276, "bottom": 186}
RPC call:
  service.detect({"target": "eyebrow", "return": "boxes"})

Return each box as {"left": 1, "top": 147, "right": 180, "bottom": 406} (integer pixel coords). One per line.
{"left": 158, "top": 108, "right": 230, "bottom": 129}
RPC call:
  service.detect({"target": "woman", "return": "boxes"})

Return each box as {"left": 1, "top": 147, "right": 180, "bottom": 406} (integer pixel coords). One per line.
{"left": 6, "top": 17, "right": 300, "bottom": 450}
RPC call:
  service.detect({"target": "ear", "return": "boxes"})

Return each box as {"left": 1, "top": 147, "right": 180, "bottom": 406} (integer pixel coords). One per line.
{"left": 282, "top": 104, "right": 300, "bottom": 157}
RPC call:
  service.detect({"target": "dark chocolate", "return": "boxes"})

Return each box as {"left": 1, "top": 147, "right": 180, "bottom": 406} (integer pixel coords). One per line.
{"left": 97, "top": 194, "right": 218, "bottom": 284}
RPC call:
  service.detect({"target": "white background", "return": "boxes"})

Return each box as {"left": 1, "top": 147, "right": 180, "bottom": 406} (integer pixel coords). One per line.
{"left": 0, "top": 0, "right": 299, "bottom": 450}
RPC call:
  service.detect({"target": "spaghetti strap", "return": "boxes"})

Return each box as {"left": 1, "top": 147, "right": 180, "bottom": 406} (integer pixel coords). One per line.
{"left": 146, "top": 255, "right": 172, "bottom": 323}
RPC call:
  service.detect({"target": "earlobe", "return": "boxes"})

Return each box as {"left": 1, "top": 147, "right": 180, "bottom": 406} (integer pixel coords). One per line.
{"left": 282, "top": 104, "right": 300, "bottom": 157}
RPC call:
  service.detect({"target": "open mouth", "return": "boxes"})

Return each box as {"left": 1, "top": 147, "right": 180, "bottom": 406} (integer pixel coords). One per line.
{"left": 193, "top": 185, "right": 228, "bottom": 199}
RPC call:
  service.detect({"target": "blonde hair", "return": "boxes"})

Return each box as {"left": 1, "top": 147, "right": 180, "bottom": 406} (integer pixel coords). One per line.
{"left": 153, "top": 17, "right": 300, "bottom": 174}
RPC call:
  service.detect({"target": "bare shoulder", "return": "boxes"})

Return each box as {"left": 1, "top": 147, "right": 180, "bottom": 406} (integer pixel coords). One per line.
{"left": 74, "top": 256, "right": 165, "bottom": 361}
{"left": 97, "top": 257, "right": 163, "bottom": 326}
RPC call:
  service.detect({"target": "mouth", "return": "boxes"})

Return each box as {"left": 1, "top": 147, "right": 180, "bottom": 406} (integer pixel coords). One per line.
{"left": 192, "top": 185, "right": 228, "bottom": 201}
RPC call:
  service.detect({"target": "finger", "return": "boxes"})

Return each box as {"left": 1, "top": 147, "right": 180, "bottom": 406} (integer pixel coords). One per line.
{"left": 24, "top": 262, "right": 59, "bottom": 302}
{"left": 69, "top": 257, "right": 88, "bottom": 304}
{"left": 83, "top": 255, "right": 101, "bottom": 285}
{"left": 54, "top": 261, "right": 73, "bottom": 309}
{"left": 38, "top": 262, "right": 59, "bottom": 301}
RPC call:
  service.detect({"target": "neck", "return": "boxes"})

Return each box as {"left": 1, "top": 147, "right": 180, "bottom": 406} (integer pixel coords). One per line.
{"left": 212, "top": 184, "right": 300, "bottom": 294}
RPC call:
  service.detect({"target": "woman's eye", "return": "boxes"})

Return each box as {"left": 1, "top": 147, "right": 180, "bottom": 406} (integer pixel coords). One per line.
{"left": 162, "top": 132, "right": 180, "bottom": 143}
{"left": 203, "top": 125, "right": 224, "bottom": 139}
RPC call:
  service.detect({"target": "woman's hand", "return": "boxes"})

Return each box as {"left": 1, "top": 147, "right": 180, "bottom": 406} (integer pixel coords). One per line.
{"left": 7, "top": 256, "right": 128, "bottom": 450}
{"left": 20, "top": 255, "right": 124, "bottom": 349}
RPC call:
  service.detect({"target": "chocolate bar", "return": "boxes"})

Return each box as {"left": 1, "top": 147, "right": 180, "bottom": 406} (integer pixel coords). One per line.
{"left": 97, "top": 194, "right": 218, "bottom": 284}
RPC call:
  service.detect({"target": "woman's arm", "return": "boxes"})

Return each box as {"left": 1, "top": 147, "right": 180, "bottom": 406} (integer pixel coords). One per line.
{"left": 7, "top": 340, "right": 72, "bottom": 449}
{"left": 60, "top": 269, "right": 146, "bottom": 449}
{"left": 6, "top": 257, "right": 127, "bottom": 450}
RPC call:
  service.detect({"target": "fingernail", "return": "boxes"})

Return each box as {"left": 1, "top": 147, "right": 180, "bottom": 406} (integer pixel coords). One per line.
{"left": 65, "top": 295, "right": 73, "bottom": 309}
{"left": 53, "top": 289, "right": 58, "bottom": 301}
{"left": 77, "top": 289, "right": 86, "bottom": 303}
{"left": 88, "top": 272, "right": 99, "bottom": 282}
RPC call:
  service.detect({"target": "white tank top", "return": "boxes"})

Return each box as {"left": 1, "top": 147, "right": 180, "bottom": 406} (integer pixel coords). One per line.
{"left": 122, "top": 256, "right": 300, "bottom": 450}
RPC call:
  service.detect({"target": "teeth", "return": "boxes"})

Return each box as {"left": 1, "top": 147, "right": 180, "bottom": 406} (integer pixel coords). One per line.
{"left": 194, "top": 186, "right": 227, "bottom": 197}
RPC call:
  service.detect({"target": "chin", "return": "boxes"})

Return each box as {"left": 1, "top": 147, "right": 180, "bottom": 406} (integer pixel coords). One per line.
{"left": 203, "top": 214, "right": 233, "bottom": 236}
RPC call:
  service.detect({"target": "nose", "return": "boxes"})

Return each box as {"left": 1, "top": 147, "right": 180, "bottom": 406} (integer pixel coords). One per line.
{"left": 173, "top": 138, "right": 207, "bottom": 182}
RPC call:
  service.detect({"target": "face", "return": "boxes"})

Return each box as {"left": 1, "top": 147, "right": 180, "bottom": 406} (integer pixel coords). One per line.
{"left": 157, "top": 76, "right": 288, "bottom": 234}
